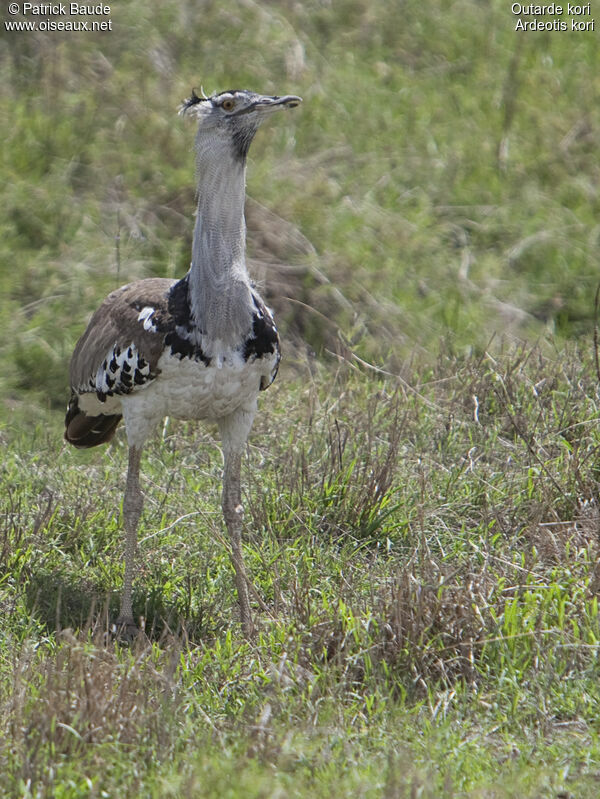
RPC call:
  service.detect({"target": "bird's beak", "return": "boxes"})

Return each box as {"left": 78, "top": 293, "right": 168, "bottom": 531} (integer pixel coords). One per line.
{"left": 262, "top": 95, "right": 303, "bottom": 109}
{"left": 235, "top": 95, "right": 302, "bottom": 117}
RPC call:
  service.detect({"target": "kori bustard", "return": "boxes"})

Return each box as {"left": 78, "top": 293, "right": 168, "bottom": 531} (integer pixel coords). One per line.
{"left": 65, "top": 89, "right": 302, "bottom": 637}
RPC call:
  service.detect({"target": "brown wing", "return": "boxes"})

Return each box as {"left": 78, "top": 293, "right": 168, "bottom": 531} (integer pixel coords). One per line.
{"left": 65, "top": 277, "right": 177, "bottom": 448}
{"left": 69, "top": 278, "right": 177, "bottom": 396}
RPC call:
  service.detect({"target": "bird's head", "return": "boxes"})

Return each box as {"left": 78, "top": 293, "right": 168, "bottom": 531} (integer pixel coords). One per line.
{"left": 180, "top": 88, "right": 302, "bottom": 162}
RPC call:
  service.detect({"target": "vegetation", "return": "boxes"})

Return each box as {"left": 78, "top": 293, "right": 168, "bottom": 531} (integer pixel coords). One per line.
{"left": 1, "top": 0, "right": 600, "bottom": 795}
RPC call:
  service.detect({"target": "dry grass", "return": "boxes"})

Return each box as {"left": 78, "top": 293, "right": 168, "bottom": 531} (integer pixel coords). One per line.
{"left": 2, "top": 344, "right": 600, "bottom": 795}
{"left": 2, "top": 628, "right": 181, "bottom": 794}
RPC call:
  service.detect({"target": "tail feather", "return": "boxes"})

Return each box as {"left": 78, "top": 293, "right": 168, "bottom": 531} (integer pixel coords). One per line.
{"left": 65, "top": 396, "right": 122, "bottom": 449}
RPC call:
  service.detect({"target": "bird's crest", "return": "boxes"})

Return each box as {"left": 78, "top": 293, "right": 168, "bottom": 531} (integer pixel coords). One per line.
{"left": 179, "top": 87, "right": 210, "bottom": 115}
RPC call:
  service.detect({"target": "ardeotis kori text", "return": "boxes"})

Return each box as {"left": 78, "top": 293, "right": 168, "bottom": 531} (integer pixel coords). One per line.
{"left": 65, "top": 89, "right": 301, "bottom": 637}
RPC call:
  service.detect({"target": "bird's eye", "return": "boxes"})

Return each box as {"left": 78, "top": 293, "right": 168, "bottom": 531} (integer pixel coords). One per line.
{"left": 221, "top": 98, "right": 236, "bottom": 112}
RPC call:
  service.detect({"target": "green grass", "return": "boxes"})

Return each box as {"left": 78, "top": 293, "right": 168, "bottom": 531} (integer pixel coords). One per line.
{"left": 2, "top": 0, "right": 600, "bottom": 402}
{"left": 2, "top": 0, "right": 600, "bottom": 795}
{"left": 4, "top": 352, "right": 600, "bottom": 796}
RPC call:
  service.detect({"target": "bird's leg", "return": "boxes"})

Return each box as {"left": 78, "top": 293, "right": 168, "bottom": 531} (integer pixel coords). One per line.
{"left": 222, "top": 449, "right": 254, "bottom": 638}
{"left": 117, "top": 445, "right": 143, "bottom": 631}
{"left": 219, "top": 407, "right": 257, "bottom": 638}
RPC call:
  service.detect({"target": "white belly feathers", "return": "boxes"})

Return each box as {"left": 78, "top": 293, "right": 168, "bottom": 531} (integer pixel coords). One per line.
{"left": 149, "top": 347, "right": 274, "bottom": 421}
{"left": 117, "top": 348, "right": 276, "bottom": 449}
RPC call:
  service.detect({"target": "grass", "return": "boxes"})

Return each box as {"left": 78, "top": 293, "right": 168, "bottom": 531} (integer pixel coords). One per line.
{"left": 2, "top": 0, "right": 600, "bottom": 401}
{"left": 3, "top": 350, "right": 600, "bottom": 796}
{"left": 2, "top": 0, "right": 600, "bottom": 795}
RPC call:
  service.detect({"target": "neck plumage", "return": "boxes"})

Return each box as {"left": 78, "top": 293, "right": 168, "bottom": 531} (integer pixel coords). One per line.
{"left": 188, "top": 136, "right": 254, "bottom": 354}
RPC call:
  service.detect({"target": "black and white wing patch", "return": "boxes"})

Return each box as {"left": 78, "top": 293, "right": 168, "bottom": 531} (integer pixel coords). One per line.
{"left": 92, "top": 342, "right": 154, "bottom": 402}
{"left": 244, "top": 292, "right": 281, "bottom": 390}
{"left": 68, "top": 278, "right": 178, "bottom": 405}
{"left": 65, "top": 278, "right": 177, "bottom": 448}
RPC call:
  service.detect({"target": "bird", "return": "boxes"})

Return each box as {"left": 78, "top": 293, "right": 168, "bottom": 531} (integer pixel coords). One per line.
{"left": 64, "top": 88, "right": 302, "bottom": 638}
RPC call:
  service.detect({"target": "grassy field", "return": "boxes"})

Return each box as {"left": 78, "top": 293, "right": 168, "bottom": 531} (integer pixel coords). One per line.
{"left": 2, "top": 0, "right": 600, "bottom": 796}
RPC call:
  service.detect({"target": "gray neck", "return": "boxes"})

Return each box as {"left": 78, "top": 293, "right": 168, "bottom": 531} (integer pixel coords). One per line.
{"left": 188, "top": 135, "right": 254, "bottom": 353}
